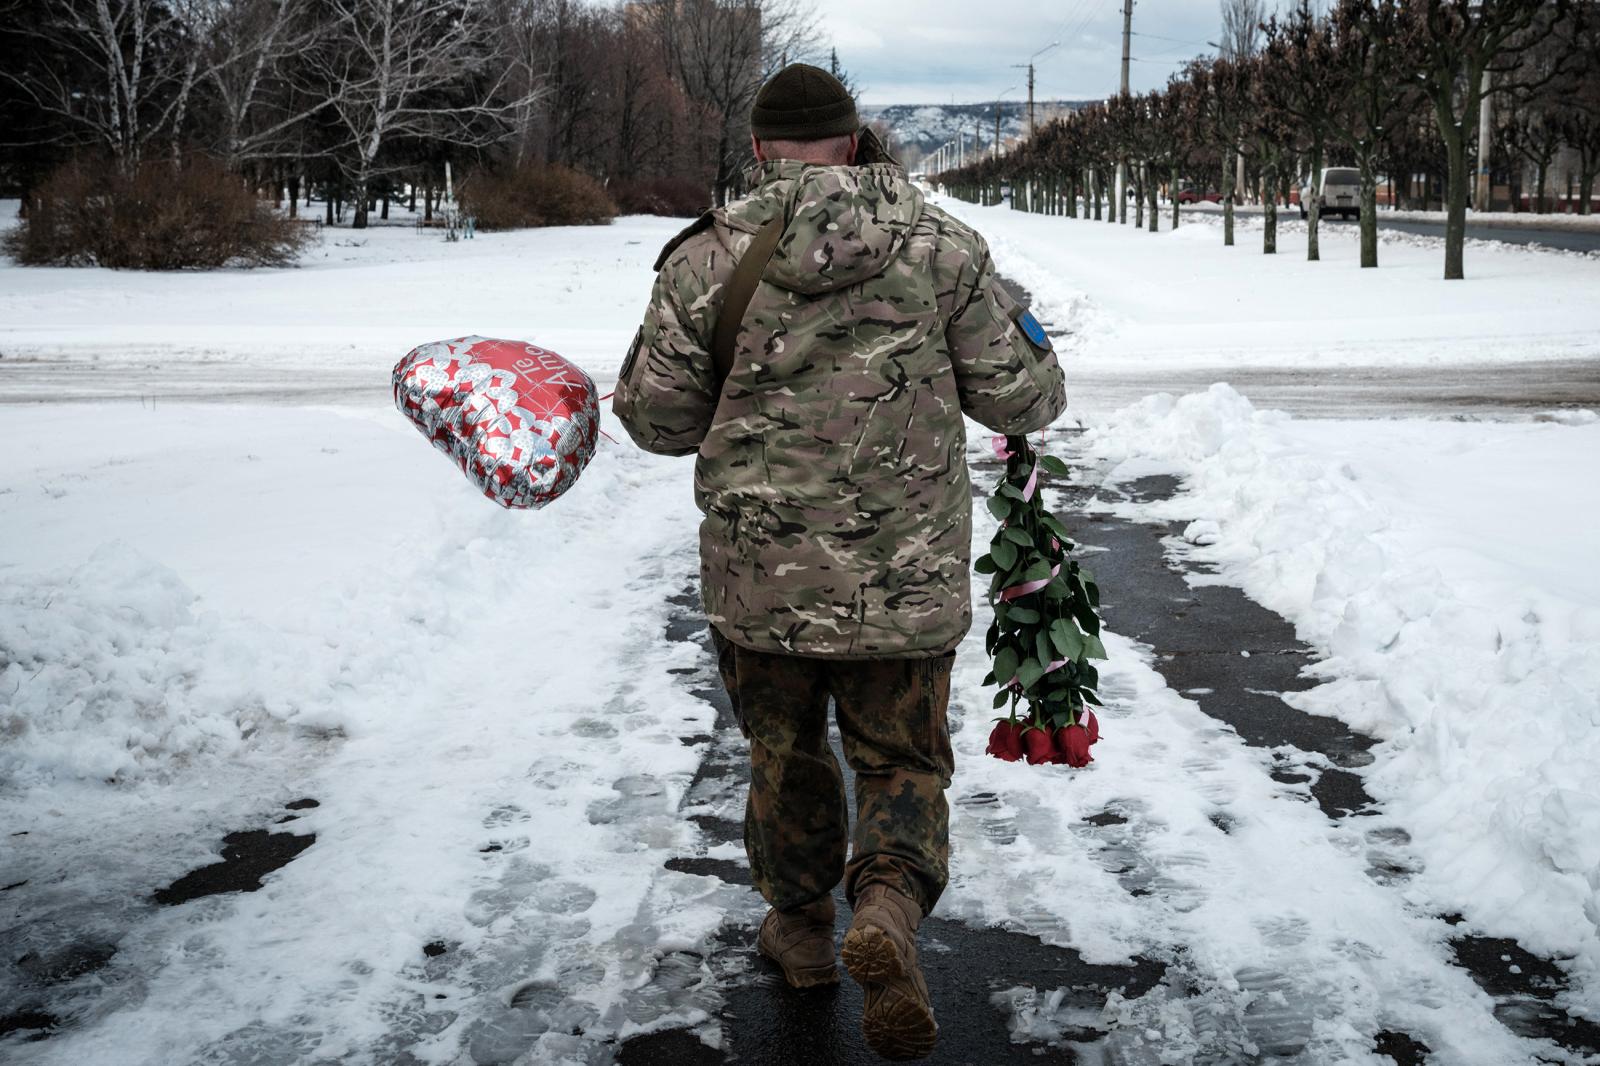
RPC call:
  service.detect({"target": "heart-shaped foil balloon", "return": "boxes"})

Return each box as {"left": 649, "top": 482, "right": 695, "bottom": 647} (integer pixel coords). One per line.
{"left": 394, "top": 336, "right": 599, "bottom": 509}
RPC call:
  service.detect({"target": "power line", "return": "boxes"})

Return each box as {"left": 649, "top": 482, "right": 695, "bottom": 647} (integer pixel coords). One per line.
{"left": 1130, "top": 29, "right": 1211, "bottom": 47}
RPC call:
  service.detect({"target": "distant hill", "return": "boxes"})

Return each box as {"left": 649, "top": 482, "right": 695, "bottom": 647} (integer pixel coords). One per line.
{"left": 860, "top": 101, "right": 1093, "bottom": 162}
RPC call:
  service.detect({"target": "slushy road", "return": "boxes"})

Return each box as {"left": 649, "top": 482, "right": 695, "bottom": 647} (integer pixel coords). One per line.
{"left": 1320, "top": 214, "right": 1600, "bottom": 255}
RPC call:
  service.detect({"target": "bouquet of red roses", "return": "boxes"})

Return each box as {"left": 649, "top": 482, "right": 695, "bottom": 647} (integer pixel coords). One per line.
{"left": 979, "top": 434, "right": 1106, "bottom": 767}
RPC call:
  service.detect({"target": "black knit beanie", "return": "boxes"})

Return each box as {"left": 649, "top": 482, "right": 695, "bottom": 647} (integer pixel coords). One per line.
{"left": 750, "top": 63, "right": 860, "bottom": 141}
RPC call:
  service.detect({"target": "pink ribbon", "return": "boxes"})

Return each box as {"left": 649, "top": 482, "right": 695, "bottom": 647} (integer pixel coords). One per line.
{"left": 991, "top": 436, "right": 1038, "bottom": 501}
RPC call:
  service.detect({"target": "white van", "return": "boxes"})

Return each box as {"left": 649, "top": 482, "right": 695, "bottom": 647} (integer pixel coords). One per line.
{"left": 1300, "top": 167, "right": 1361, "bottom": 220}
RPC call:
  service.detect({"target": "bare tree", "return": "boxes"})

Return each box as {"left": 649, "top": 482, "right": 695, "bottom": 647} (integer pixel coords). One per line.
{"left": 1328, "top": 0, "right": 1418, "bottom": 267}
{"left": 1262, "top": 0, "right": 1349, "bottom": 263}
{"left": 1560, "top": 6, "right": 1600, "bottom": 214}
{"left": 1189, "top": 55, "right": 1251, "bottom": 246}
{"left": 195, "top": 0, "right": 325, "bottom": 166}
{"left": 3, "top": 0, "right": 193, "bottom": 170}
{"left": 1408, "top": 0, "right": 1576, "bottom": 278}
{"left": 1244, "top": 52, "right": 1295, "bottom": 255}
{"left": 1219, "top": 0, "right": 1265, "bottom": 61}
{"left": 642, "top": 0, "right": 818, "bottom": 207}
{"left": 300, "top": 0, "right": 547, "bottom": 227}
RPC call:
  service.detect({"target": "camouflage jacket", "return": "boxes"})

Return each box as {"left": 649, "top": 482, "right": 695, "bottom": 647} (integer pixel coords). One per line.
{"left": 612, "top": 160, "right": 1066, "bottom": 659}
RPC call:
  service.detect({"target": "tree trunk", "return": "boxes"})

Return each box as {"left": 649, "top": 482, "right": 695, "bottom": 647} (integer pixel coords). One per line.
{"left": 1442, "top": 124, "right": 1469, "bottom": 280}
{"left": 1134, "top": 166, "right": 1144, "bottom": 229}
{"left": 324, "top": 192, "right": 334, "bottom": 226}
{"left": 1306, "top": 142, "right": 1324, "bottom": 263}
{"left": 353, "top": 175, "right": 370, "bottom": 229}
{"left": 1535, "top": 163, "right": 1547, "bottom": 214}
{"left": 381, "top": 185, "right": 390, "bottom": 221}
{"left": 1359, "top": 155, "right": 1379, "bottom": 269}
{"left": 1171, "top": 165, "right": 1180, "bottom": 230}
{"left": 1222, "top": 151, "right": 1235, "bottom": 247}
{"left": 1262, "top": 162, "right": 1277, "bottom": 255}
{"left": 288, "top": 175, "right": 300, "bottom": 219}
{"left": 424, "top": 180, "right": 434, "bottom": 223}
{"left": 1581, "top": 165, "right": 1596, "bottom": 216}
{"left": 1148, "top": 179, "right": 1158, "bottom": 233}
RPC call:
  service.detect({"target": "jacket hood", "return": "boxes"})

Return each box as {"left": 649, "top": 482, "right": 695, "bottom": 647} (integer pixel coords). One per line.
{"left": 725, "top": 161, "right": 923, "bottom": 296}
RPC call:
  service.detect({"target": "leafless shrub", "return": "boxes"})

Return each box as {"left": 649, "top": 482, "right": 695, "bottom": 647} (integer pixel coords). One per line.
{"left": 6, "top": 156, "right": 311, "bottom": 269}
{"left": 609, "top": 177, "right": 708, "bottom": 217}
{"left": 459, "top": 162, "right": 616, "bottom": 229}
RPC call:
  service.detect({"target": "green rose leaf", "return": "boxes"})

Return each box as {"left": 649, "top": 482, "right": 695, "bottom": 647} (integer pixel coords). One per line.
{"left": 1007, "top": 605, "right": 1040, "bottom": 624}
{"left": 990, "top": 539, "right": 1018, "bottom": 571}
{"left": 987, "top": 495, "right": 1013, "bottom": 520}
{"left": 1039, "top": 454, "right": 1071, "bottom": 477}
{"left": 1050, "top": 618, "right": 1084, "bottom": 659}
{"left": 1015, "top": 658, "right": 1046, "bottom": 692}
{"left": 992, "top": 689, "right": 1012, "bottom": 710}
{"left": 975, "top": 553, "right": 998, "bottom": 574}
{"left": 1003, "top": 526, "right": 1033, "bottom": 547}
{"left": 994, "top": 645, "right": 1020, "bottom": 686}
{"left": 1081, "top": 633, "right": 1108, "bottom": 661}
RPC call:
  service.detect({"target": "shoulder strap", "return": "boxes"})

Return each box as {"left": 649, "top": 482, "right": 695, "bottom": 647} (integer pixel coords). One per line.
{"left": 653, "top": 210, "right": 716, "bottom": 272}
{"left": 711, "top": 216, "right": 785, "bottom": 387}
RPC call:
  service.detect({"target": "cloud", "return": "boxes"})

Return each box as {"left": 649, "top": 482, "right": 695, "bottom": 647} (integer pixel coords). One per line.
{"left": 812, "top": 0, "right": 1237, "bottom": 105}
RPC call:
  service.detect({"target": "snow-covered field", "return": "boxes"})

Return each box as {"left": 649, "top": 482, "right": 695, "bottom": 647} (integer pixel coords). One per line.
{"left": 969, "top": 197, "right": 1600, "bottom": 371}
{"left": 4, "top": 199, "right": 1599, "bottom": 1063}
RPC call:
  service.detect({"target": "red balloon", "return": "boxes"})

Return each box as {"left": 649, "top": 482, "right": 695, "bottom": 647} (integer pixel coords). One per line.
{"left": 394, "top": 336, "right": 599, "bottom": 509}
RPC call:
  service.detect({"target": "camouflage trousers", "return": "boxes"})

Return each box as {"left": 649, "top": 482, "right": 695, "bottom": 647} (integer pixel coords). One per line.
{"left": 710, "top": 627, "right": 955, "bottom": 916}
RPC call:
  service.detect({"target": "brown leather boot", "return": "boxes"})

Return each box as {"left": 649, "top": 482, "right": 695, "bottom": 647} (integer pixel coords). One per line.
{"left": 841, "top": 885, "right": 937, "bottom": 1060}
{"left": 756, "top": 895, "right": 840, "bottom": 988}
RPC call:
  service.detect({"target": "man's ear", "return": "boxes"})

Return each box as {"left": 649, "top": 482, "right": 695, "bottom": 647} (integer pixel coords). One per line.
{"left": 848, "top": 132, "right": 859, "bottom": 163}
{"left": 751, "top": 134, "right": 767, "bottom": 162}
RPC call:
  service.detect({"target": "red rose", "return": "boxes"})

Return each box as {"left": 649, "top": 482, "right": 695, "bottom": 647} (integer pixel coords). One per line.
{"left": 1023, "top": 727, "right": 1056, "bottom": 765}
{"left": 985, "top": 720, "right": 1025, "bottom": 762}
{"left": 1081, "top": 709, "right": 1100, "bottom": 745}
{"left": 1054, "top": 725, "right": 1094, "bottom": 768}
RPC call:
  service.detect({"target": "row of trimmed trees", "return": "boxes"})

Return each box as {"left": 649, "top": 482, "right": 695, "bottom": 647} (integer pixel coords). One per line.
{"left": 935, "top": 0, "right": 1599, "bottom": 279}
{"left": 0, "top": 0, "right": 824, "bottom": 227}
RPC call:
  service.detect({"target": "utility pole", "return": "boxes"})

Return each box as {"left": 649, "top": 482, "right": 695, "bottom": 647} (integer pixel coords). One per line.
{"left": 1476, "top": 70, "right": 1493, "bottom": 211}
{"left": 1117, "top": 0, "right": 1133, "bottom": 221}
{"left": 994, "top": 104, "right": 1002, "bottom": 160}
{"left": 1012, "top": 41, "right": 1059, "bottom": 141}
{"left": 1027, "top": 63, "right": 1036, "bottom": 137}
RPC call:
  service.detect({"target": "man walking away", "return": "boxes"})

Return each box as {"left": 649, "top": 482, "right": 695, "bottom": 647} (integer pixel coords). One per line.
{"left": 613, "top": 62, "right": 1066, "bottom": 1061}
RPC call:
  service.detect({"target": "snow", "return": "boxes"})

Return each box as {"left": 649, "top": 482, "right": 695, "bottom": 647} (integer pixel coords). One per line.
{"left": 1, "top": 397, "right": 741, "bottom": 1063}
{"left": 934, "top": 195, "right": 1600, "bottom": 371}
{"left": 0, "top": 213, "right": 681, "bottom": 392}
{"left": 1066, "top": 388, "right": 1600, "bottom": 1027}
{"left": 5, "top": 197, "right": 1599, "bottom": 1062}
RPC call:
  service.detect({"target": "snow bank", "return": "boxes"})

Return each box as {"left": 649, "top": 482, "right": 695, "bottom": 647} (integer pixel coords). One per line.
{"left": 0, "top": 543, "right": 349, "bottom": 785}
{"left": 1, "top": 402, "right": 727, "bottom": 1065}
{"left": 1077, "top": 385, "right": 1600, "bottom": 974}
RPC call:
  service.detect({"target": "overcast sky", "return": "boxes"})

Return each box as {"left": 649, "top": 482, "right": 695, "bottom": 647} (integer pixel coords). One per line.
{"left": 810, "top": 0, "right": 1245, "bottom": 106}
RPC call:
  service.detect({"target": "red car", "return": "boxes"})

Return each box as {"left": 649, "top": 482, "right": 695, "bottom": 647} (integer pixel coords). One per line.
{"left": 1176, "top": 182, "right": 1222, "bottom": 204}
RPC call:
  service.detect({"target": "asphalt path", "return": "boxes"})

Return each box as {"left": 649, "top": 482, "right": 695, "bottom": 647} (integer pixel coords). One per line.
{"left": 616, "top": 465, "right": 1598, "bottom": 1065}
{"left": 1318, "top": 213, "right": 1600, "bottom": 254}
